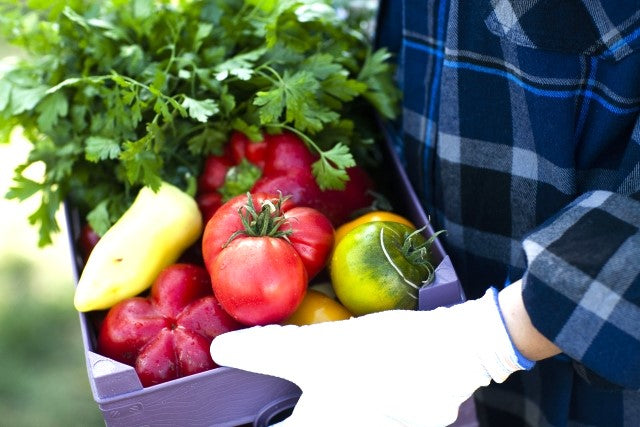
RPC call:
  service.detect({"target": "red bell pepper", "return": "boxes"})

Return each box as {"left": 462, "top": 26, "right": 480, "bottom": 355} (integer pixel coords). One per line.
{"left": 196, "top": 131, "right": 374, "bottom": 225}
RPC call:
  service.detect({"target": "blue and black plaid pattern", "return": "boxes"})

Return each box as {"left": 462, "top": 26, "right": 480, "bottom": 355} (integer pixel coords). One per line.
{"left": 485, "top": 0, "right": 640, "bottom": 60}
{"left": 522, "top": 191, "right": 640, "bottom": 389}
{"left": 377, "top": 0, "right": 640, "bottom": 425}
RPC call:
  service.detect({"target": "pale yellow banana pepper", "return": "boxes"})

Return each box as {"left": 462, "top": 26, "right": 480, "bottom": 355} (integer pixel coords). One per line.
{"left": 74, "top": 181, "right": 203, "bottom": 312}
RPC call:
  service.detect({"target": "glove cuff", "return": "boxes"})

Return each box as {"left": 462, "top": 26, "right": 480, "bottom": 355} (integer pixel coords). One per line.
{"left": 475, "top": 287, "right": 535, "bottom": 383}
{"left": 490, "top": 287, "right": 536, "bottom": 371}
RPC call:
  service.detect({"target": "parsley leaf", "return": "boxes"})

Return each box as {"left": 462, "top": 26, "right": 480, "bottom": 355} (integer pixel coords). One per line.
{"left": 5, "top": 175, "right": 44, "bottom": 201}
{"left": 181, "top": 96, "right": 219, "bottom": 123}
{"left": 86, "top": 200, "right": 112, "bottom": 236}
{"left": 85, "top": 136, "right": 121, "bottom": 162}
{"left": 36, "top": 92, "right": 69, "bottom": 132}
{"left": 312, "top": 143, "right": 356, "bottom": 190}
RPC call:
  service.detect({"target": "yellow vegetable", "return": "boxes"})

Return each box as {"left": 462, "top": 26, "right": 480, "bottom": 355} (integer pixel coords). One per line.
{"left": 283, "top": 289, "right": 353, "bottom": 325}
{"left": 73, "top": 181, "right": 203, "bottom": 312}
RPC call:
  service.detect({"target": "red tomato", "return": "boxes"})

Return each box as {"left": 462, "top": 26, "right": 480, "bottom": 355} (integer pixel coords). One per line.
{"left": 284, "top": 206, "right": 335, "bottom": 279}
{"left": 195, "top": 130, "right": 376, "bottom": 227}
{"left": 202, "top": 192, "right": 293, "bottom": 266}
{"left": 210, "top": 237, "right": 307, "bottom": 325}
{"left": 97, "top": 264, "right": 243, "bottom": 387}
{"left": 202, "top": 192, "right": 333, "bottom": 279}
{"left": 202, "top": 192, "right": 334, "bottom": 325}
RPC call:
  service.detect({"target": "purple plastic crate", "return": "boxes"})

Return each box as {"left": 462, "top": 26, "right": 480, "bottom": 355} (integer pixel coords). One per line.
{"left": 66, "top": 207, "right": 301, "bottom": 427}
{"left": 66, "top": 124, "right": 467, "bottom": 427}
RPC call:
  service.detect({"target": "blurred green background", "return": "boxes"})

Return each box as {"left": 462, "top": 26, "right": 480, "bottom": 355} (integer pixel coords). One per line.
{"left": 0, "top": 43, "right": 104, "bottom": 426}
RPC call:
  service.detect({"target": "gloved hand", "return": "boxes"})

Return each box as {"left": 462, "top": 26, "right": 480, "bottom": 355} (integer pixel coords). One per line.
{"left": 210, "top": 288, "right": 534, "bottom": 427}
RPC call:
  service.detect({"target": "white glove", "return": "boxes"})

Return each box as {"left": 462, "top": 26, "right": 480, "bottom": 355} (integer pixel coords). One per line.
{"left": 211, "top": 288, "right": 534, "bottom": 427}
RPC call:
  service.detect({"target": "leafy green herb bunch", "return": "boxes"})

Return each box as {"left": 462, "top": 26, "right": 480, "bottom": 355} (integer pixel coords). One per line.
{"left": 0, "top": 0, "right": 399, "bottom": 246}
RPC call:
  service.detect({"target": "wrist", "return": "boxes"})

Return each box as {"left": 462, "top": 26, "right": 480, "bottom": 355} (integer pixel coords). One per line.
{"left": 498, "top": 279, "right": 561, "bottom": 361}
{"left": 490, "top": 287, "right": 535, "bottom": 370}
{"left": 469, "top": 288, "right": 534, "bottom": 383}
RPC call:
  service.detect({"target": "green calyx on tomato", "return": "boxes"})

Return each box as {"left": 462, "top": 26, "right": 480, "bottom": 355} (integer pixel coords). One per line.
{"left": 223, "top": 192, "right": 292, "bottom": 247}
{"left": 399, "top": 227, "right": 446, "bottom": 284}
{"left": 330, "top": 221, "right": 445, "bottom": 316}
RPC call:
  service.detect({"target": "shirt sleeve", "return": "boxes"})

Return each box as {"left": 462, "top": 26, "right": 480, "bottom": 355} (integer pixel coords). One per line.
{"left": 521, "top": 190, "right": 640, "bottom": 389}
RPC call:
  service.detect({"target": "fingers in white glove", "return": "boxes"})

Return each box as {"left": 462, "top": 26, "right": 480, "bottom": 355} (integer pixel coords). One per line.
{"left": 211, "top": 324, "right": 304, "bottom": 381}
{"left": 211, "top": 319, "right": 366, "bottom": 385}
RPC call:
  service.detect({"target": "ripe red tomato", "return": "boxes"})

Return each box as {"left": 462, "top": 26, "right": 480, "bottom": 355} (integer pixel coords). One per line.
{"left": 202, "top": 192, "right": 334, "bottom": 325}
{"left": 284, "top": 206, "right": 335, "bottom": 279}
{"left": 211, "top": 237, "right": 307, "bottom": 326}
{"left": 203, "top": 192, "right": 333, "bottom": 279}
{"left": 195, "top": 130, "right": 375, "bottom": 226}
{"left": 97, "top": 264, "right": 243, "bottom": 387}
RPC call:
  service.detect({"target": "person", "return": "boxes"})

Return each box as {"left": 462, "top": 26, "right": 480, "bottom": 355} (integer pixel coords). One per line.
{"left": 211, "top": 1, "right": 640, "bottom": 426}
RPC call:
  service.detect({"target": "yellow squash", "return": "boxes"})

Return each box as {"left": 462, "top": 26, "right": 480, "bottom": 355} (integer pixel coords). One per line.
{"left": 74, "top": 181, "right": 203, "bottom": 312}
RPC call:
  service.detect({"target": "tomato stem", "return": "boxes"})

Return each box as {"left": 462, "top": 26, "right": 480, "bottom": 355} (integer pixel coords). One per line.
{"left": 223, "top": 192, "right": 293, "bottom": 248}
{"left": 401, "top": 228, "right": 447, "bottom": 285}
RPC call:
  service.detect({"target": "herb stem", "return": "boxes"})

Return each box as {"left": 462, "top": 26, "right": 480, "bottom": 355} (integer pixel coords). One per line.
{"left": 273, "top": 123, "right": 322, "bottom": 156}
{"left": 257, "top": 65, "right": 283, "bottom": 86}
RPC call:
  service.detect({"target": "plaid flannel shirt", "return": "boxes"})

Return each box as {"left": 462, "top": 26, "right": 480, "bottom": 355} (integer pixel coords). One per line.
{"left": 376, "top": 0, "right": 640, "bottom": 426}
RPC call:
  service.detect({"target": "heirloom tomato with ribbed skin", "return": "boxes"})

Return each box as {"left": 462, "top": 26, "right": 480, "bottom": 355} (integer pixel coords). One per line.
{"left": 97, "top": 263, "right": 243, "bottom": 387}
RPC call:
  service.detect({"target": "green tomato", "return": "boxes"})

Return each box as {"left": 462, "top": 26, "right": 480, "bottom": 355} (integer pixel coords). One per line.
{"left": 330, "top": 221, "right": 439, "bottom": 316}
